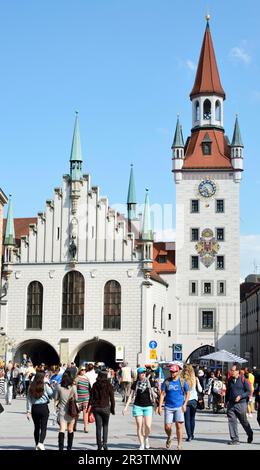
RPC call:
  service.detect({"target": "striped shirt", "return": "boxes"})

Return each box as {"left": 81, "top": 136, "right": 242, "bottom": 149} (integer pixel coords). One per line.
{"left": 75, "top": 376, "right": 90, "bottom": 404}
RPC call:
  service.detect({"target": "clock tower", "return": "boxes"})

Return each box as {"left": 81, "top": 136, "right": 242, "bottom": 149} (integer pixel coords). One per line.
{"left": 172, "top": 18, "right": 243, "bottom": 361}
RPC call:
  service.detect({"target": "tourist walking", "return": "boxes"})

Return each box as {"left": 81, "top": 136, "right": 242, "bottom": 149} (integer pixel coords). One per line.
{"left": 182, "top": 364, "right": 202, "bottom": 441}
{"left": 89, "top": 370, "right": 115, "bottom": 450}
{"left": 25, "top": 361, "right": 36, "bottom": 396}
{"left": 123, "top": 367, "right": 155, "bottom": 450}
{"left": 120, "top": 362, "right": 133, "bottom": 403}
{"left": 226, "top": 363, "right": 253, "bottom": 445}
{"left": 55, "top": 372, "right": 78, "bottom": 450}
{"left": 158, "top": 364, "right": 190, "bottom": 450}
{"left": 12, "top": 363, "right": 20, "bottom": 399}
{"left": 4, "top": 363, "right": 15, "bottom": 405}
{"left": 26, "top": 371, "right": 54, "bottom": 450}
{"left": 85, "top": 363, "right": 97, "bottom": 388}
{"left": 73, "top": 365, "right": 90, "bottom": 433}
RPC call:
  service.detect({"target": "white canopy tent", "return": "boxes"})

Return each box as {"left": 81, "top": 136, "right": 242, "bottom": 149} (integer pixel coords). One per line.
{"left": 199, "top": 349, "right": 247, "bottom": 364}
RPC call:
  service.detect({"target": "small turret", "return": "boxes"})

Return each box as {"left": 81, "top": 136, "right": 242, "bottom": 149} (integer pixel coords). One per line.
{"left": 127, "top": 164, "right": 137, "bottom": 227}
{"left": 141, "top": 189, "right": 153, "bottom": 274}
{"left": 4, "top": 195, "right": 16, "bottom": 268}
{"left": 172, "top": 116, "right": 185, "bottom": 181}
{"left": 231, "top": 115, "right": 243, "bottom": 179}
{"left": 70, "top": 112, "right": 83, "bottom": 213}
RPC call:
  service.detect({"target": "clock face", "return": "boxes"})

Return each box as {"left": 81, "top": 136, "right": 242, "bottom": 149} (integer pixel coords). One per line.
{"left": 198, "top": 179, "right": 216, "bottom": 198}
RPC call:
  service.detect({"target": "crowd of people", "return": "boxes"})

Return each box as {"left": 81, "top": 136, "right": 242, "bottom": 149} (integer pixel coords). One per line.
{"left": 0, "top": 356, "right": 260, "bottom": 450}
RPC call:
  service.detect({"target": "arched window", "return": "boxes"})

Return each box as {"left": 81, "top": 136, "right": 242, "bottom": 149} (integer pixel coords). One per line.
{"left": 203, "top": 99, "right": 211, "bottom": 120}
{"left": 195, "top": 101, "right": 200, "bottom": 121}
{"left": 27, "top": 281, "right": 43, "bottom": 329}
{"left": 215, "top": 100, "right": 221, "bottom": 121}
{"left": 104, "top": 281, "right": 121, "bottom": 329}
{"left": 161, "top": 307, "right": 165, "bottom": 330}
{"left": 62, "top": 271, "right": 84, "bottom": 329}
{"left": 176, "top": 149, "right": 179, "bottom": 158}
{"left": 153, "top": 305, "right": 156, "bottom": 329}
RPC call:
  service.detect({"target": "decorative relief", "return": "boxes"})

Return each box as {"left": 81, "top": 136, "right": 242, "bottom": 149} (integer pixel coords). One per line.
{"left": 195, "top": 228, "right": 220, "bottom": 267}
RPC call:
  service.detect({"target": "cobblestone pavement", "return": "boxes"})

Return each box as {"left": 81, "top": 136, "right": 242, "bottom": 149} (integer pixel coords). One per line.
{"left": 0, "top": 394, "right": 259, "bottom": 450}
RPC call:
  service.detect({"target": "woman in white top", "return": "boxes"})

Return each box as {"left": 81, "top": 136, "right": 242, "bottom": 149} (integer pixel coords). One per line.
{"left": 182, "top": 365, "right": 202, "bottom": 441}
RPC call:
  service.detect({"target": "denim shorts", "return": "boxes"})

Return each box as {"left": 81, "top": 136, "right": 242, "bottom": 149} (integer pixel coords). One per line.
{"left": 133, "top": 405, "right": 154, "bottom": 417}
{"left": 164, "top": 406, "right": 184, "bottom": 424}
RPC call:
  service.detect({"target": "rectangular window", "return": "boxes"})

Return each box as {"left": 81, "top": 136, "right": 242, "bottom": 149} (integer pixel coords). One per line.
{"left": 191, "top": 228, "right": 199, "bottom": 241}
{"left": 168, "top": 314, "right": 171, "bottom": 320}
{"left": 217, "top": 281, "right": 226, "bottom": 295}
{"left": 168, "top": 331, "right": 171, "bottom": 337}
{"left": 191, "top": 200, "right": 199, "bottom": 213}
{"left": 216, "top": 256, "right": 225, "bottom": 270}
{"left": 216, "top": 228, "right": 225, "bottom": 241}
{"left": 189, "top": 281, "right": 198, "bottom": 295}
{"left": 191, "top": 256, "right": 199, "bottom": 270}
{"left": 216, "top": 199, "right": 224, "bottom": 213}
{"left": 57, "top": 227, "right": 60, "bottom": 240}
{"left": 203, "top": 282, "right": 212, "bottom": 295}
{"left": 201, "top": 310, "right": 214, "bottom": 330}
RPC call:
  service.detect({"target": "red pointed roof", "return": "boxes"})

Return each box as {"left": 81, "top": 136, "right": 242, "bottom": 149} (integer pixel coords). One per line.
{"left": 183, "top": 128, "right": 232, "bottom": 169}
{"left": 190, "top": 22, "right": 225, "bottom": 100}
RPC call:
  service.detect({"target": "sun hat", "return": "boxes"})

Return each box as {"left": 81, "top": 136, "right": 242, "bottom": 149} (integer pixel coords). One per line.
{"left": 137, "top": 367, "right": 146, "bottom": 374}
{"left": 170, "top": 364, "right": 180, "bottom": 372}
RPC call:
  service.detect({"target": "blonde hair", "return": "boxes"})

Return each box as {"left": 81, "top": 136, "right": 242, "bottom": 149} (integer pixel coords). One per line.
{"left": 182, "top": 364, "right": 195, "bottom": 389}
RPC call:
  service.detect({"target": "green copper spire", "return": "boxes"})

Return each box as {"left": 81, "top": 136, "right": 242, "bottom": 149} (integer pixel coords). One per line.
{"left": 4, "top": 195, "right": 16, "bottom": 246}
{"left": 127, "top": 164, "right": 136, "bottom": 220}
{"left": 231, "top": 115, "right": 243, "bottom": 147}
{"left": 142, "top": 189, "right": 153, "bottom": 241}
{"left": 172, "top": 116, "right": 184, "bottom": 149}
{"left": 70, "top": 112, "right": 83, "bottom": 181}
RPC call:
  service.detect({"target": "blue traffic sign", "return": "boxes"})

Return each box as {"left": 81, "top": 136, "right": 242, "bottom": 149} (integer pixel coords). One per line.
{"left": 173, "top": 352, "right": 183, "bottom": 361}
{"left": 149, "top": 340, "right": 158, "bottom": 349}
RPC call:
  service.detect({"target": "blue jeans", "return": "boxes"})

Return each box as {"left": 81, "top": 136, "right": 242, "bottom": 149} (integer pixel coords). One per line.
{"left": 184, "top": 400, "right": 197, "bottom": 438}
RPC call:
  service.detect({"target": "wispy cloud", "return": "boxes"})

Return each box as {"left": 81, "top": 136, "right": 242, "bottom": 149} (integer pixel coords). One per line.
{"left": 229, "top": 46, "right": 251, "bottom": 65}
{"left": 186, "top": 59, "right": 196, "bottom": 72}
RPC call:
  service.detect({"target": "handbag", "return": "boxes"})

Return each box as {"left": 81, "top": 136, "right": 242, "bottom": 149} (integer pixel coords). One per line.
{"left": 88, "top": 405, "right": 95, "bottom": 424}
{"left": 67, "top": 390, "right": 79, "bottom": 418}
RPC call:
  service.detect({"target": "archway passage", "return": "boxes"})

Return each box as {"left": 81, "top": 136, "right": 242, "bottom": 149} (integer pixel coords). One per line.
{"left": 186, "top": 345, "right": 215, "bottom": 364}
{"left": 14, "top": 339, "right": 60, "bottom": 366}
{"left": 74, "top": 339, "right": 116, "bottom": 369}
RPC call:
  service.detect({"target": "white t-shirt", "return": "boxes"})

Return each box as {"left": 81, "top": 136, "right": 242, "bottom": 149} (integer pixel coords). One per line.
{"left": 85, "top": 369, "right": 98, "bottom": 388}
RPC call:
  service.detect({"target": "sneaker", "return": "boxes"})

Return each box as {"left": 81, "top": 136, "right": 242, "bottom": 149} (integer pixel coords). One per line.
{"left": 139, "top": 444, "right": 145, "bottom": 450}
{"left": 37, "top": 443, "right": 45, "bottom": 450}
{"left": 166, "top": 437, "right": 173, "bottom": 449}
{"left": 247, "top": 433, "right": 253, "bottom": 444}
{"left": 186, "top": 437, "right": 192, "bottom": 442}
{"left": 228, "top": 440, "right": 239, "bottom": 445}
{"left": 144, "top": 438, "right": 150, "bottom": 449}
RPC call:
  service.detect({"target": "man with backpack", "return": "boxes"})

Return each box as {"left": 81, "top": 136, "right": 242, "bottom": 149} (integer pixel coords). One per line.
{"left": 226, "top": 363, "right": 253, "bottom": 445}
{"left": 158, "top": 364, "right": 190, "bottom": 450}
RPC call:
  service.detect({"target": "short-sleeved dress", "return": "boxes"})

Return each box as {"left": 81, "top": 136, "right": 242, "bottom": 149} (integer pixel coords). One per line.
{"left": 75, "top": 375, "right": 90, "bottom": 412}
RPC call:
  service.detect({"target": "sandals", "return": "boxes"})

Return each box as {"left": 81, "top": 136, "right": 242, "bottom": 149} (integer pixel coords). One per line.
{"left": 166, "top": 437, "right": 173, "bottom": 449}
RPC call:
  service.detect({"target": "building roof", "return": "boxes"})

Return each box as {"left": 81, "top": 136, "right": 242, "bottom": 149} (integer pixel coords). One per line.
{"left": 240, "top": 281, "right": 260, "bottom": 302}
{"left": 153, "top": 242, "right": 176, "bottom": 274}
{"left": 150, "top": 271, "right": 169, "bottom": 287}
{"left": 0, "top": 189, "right": 8, "bottom": 205}
{"left": 70, "top": 112, "right": 83, "bottom": 162}
{"left": 182, "top": 128, "right": 232, "bottom": 169}
{"left": 3, "top": 217, "right": 37, "bottom": 247}
{"left": 190, "top": 21, "right": 225, "bottom": 99}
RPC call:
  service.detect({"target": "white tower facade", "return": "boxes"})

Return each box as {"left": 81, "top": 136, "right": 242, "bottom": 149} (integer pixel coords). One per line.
{"left": 173, "top": 20, "right": 242, "bottom": 361}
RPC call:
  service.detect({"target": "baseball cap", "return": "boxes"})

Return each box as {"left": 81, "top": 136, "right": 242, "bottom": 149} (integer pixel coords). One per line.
{"left": 137, "top": 367, "right": 146, "bottom": 374}
{"left": 170, "top": 365, "right": 180, "bottom": 373}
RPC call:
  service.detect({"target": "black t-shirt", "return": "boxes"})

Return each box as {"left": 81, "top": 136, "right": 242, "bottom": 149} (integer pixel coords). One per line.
{"left": 131, "top": 378, "right": 155, "bottom": 407}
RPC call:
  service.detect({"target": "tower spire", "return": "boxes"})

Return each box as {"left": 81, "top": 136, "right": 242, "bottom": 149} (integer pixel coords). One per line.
{"left": 231, "top": 115, "right": 243, "bottom": 147}
{"left": 172, "top": 115, "right": 184, "bottom": 149}
{"left": 190, "top": 19, "right": 225, "bottom": 100}
{"left": 70, "top": 111, "right": 83, "bottom": 181}
{"left": 127, "top": 164, "right": 137, "bottom": 221}
{"left": 4, "top": 195, "right": 15, "bottom": 246}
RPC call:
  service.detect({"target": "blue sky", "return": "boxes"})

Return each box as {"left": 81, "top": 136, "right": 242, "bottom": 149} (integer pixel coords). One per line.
{"left": 1, "top": 0, "right": 260, "bottom": 278}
